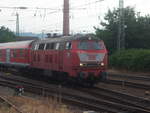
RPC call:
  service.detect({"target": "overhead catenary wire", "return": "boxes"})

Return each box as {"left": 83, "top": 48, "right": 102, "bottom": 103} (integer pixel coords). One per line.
{"left": 0, "top": 0, "right": 106, "bottom": 34}
{"left": 71, "top": 0, "right": 105, "bottom": 8}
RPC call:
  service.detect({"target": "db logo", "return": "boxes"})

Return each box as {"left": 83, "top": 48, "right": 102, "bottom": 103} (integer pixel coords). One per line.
{"left": 67, "top": 52, "right": 70, "bottom": 57}
{"left": 88, "top": 55, "right": 96, "bottom": 60}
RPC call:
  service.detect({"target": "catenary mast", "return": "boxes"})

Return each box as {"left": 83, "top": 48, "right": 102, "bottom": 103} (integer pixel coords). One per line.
{"left": 118, "top": 0, "right": 125, "bottom": 51}
{"left": 63, "top": 0, "right": 70, "bottom": 36}
{"left": 16, "top": 13, "right": 20, "bottom": 36}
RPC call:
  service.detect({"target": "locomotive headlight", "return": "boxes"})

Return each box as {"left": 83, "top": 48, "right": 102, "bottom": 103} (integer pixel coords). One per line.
{"left": 100, "top": 62, "right": 105, "bottom": 66}
{"left": 80, "top": 63, "right": 83, "bottom": 66}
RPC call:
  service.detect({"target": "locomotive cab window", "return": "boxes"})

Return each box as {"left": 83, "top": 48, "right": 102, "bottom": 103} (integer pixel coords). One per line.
{"left": 78, "top": 41, "right": 103, "bottom": 50}
{"left": 66, "top": 42, "right": 72, "bottom": 50}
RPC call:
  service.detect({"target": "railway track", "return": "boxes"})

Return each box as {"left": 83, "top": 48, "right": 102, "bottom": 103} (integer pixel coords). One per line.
{"left": 107, "top": 71, "right": 150, "bottom": 88}
{"left": 0, "top": 95, "right": 23, "bottom": 113}
{"left": 104, "top": 79, "right": 150, "bottom": 90}
{"left": 109, "top": 73, "right": 150, "bottom": 81}
{"left": 76, "top": 86, "right": 150, "bottom": 111}
{"left": 0, "top": 72, "right": 150, "bottom": 113}
{"left": 5, "top": 69, "right": 150, "bottom": 89}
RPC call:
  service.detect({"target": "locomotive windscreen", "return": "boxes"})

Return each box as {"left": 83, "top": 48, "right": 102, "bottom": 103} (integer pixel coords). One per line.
{"left": 78, "top": 41, "right": 104, "bottom": 50}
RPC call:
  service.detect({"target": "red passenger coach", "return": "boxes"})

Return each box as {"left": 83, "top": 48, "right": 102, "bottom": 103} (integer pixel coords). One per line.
{"left": 0, "top": 40, "right": 33, "bottom": 67}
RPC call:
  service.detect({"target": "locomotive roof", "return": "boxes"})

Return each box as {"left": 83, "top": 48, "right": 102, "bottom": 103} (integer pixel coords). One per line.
{"left": 0, "top": 40, "right": 34, "bottom": 49}
{"left": 0, "top": 36, "right": 102, "bottom": 49}
{"left": 34, "top": 35, "right": 101, "bottom": 44}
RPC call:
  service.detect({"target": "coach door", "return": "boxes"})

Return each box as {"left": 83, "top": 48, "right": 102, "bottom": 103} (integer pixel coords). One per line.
{"left": 6, "top": 49, "right": 10, "bottom": 63}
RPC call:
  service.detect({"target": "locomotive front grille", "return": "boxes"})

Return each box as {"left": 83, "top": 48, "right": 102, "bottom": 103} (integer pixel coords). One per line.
{"left": 86, "top": 63, "right": 99, "bottom": 67}
{"left": 81, "top": 63, "right": 99, "bottom": 67}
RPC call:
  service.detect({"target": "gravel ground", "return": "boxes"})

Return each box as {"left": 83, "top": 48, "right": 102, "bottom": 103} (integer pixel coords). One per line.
{"left": 0, "top": 86, "right": 15, "bottom": 96}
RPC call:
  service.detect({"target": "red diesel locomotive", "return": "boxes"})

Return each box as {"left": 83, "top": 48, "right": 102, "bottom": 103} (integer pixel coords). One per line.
{"left": 0, "top": 35, "right": 108, "bottom": 85}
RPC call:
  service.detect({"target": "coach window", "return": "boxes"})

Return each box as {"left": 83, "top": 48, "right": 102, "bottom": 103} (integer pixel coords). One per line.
{"left": 19, "top": 49, "right": 24, "bottom": 57}
{"left": 55, "top": 43, "right": 60, "bottom": 50}
{"left": 38, "top": 43, "right": 45, "bottom": 50}
{"left": 66, "top": 42, "right": 72, "bottom": 50}
{"left": 11, "top": 51, "right": 13, "bottom": 57}
{"left": 13, "top": 49, "right": 17, "bottom": 58}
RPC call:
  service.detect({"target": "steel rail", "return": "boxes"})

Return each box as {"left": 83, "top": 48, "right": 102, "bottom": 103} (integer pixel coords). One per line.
{"left": 0, "top": 79, "right": 122, "bottom": 113}
{"left": 108, "top": 73, "right": 150, "bottom": 81}
{"left": 0, "top": 78, "right": 150, "bottom": 113}
{"left": 104, "top": 79, "right": 150, "bottom": 90}
{"left": 0, "top": 72, "right": 150, "bottom": 113}
{"left": 76, "top": 86, "right": 150, "bottom": 110}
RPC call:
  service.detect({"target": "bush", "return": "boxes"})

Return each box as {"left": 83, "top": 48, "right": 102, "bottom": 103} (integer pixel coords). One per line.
{"left": 109, "top": 49, "right": 150, "bottom": 71}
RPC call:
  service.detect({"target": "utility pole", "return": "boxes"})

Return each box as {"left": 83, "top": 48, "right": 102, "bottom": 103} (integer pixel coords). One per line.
{"left": 63, "top": 0, "right": 70, "bottom": 36}
{"left": 16, "top": 13, "right": 20, "bottom": 36}
{"left": 117, "top": 0, "right": 125, "bottom": 51}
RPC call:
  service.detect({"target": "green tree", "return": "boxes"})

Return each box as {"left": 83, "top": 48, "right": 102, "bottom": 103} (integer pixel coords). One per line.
{"left": 0, "top": 26, "right": 16, "bottom": 43}
{"left": 95, "top": 7, "right": 150, "bottom": 54}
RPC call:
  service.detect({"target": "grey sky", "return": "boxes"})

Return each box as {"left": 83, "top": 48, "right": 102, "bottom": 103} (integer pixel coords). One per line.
{"left": 0, "top": 0, "right": 149, "bottom": 34}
